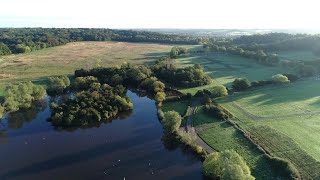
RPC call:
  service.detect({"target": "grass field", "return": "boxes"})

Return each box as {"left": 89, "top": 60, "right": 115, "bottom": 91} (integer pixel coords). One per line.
{"left": 161, "top": 100, "right": 190, "bottom": 116}
{"left": 218, "top": 79, "right": 320, "bottom": 160}
{"left": 276, "top": 50, "right": 320, "bottom": 62}
{"left": 176, "top": 52, "right": 289, "bottom": 94}
{"left": 0, "top": 41, "right": 174, "bottom": 91}
{"left": 246, "top": 125, "right": 320, "bottom": 179}
{"left": 220, "top": 80, "right": 320, "bottom": 117}
{"left": 173, "top": 50, "right": 320, "bottom": 179}
{"left": 193, "top": 107, "right": 287, "bottom": 179}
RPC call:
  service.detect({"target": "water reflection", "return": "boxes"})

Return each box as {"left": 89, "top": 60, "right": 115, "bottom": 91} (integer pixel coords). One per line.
{"left": 0, "top": 91, "right": 203, "bottom": 180}
{"left": 2, "top": 99, "right": 48, "bottom": 130}
{"left": 53, "top": 110, "right": 133, "bottom": 132}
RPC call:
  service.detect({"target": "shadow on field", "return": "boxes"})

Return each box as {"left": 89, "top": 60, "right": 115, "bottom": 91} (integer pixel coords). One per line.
{"left": 227, "top": 81, "right": 320, "bottom": 108}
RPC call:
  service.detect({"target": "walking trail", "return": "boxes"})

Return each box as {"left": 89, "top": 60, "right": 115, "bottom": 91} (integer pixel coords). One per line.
{"left": 185, "top": 105, "right": 215, "bottom": 154}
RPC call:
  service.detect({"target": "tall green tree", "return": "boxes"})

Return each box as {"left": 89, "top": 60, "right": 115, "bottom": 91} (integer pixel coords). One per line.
{"left": 203, "top": 150, "right": 255, "bottom": 180}
{"left": 162, "top": 111, "right": 182, "bottom": 133}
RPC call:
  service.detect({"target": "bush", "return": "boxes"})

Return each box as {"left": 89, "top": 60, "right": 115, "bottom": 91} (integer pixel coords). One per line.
{"left": 162, "top": 111, "right": 182, "bottom": 133}
{"left": 205, "top": 103, "right": 233, "bottom": 120}
{"left": 265, "top": 155, "right": 301, "bottom": 179}
{"left": 203, "top": 150, "right": 255, "bottom": 180}
{"left": 176, "top": 129, "right": 206, "bottom": 155}
{"left": 272, "top": 74, "right": 290, "bottom": 84}
{"left": 232, "top": 78, "right": 251, "bottom": 91}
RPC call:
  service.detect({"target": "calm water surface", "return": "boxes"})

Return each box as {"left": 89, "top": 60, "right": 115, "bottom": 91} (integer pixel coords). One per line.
{"left": 0, "top": 91, "right": 203, "bottom": 180}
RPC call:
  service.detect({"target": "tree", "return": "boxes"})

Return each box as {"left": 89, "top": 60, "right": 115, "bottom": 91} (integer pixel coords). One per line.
{"left": 170, "top": 47, "right": 179, "bottom": 58}
{"left": 209, "top": 85, "right": 228, "bottom": 98}
{"left": 272, "top": 74, "right": 290, "bottom": 84}
{"left": 203, "top": 150, "right": 255, "bottom": 180}
{"left": 155, "top": 92, "right": 166, "bottom": 103}
{"left": 0, "top": 104, "right": 4, "bottom": 119}
{"left": 162, "top": 111, "right": 182, "bottom": 133}
{"left": 232, "top": 78, "right": 250, "bottom": 91}
{"left": 153, "top": 81, "right": 165, "bottom": 92}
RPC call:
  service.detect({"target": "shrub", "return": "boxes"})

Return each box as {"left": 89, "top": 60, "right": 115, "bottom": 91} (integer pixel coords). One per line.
{"left": 265, "top": 155, "right": 301, "bottom": 179}
{"left": 205, "top": 103, "right": 233, "bottom": 120}
{"left": 162, "top": 111, "right": 182, "bottom": 133}
{"left": 232, "top": 78, "right": 251, "bottom": 91}
{"left": 176, "top": 129, "right": 206, "bottom": 155}
{"left": 272, "top": 74, "right": 290, "bottom": 84}
{"left": 203, "top": 150, "right": 255, "bottom": 180}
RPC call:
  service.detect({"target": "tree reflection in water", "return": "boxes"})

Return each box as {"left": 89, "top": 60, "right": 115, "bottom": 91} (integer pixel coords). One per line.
{"left": 5, "top": 99, "right": 48, "bottom": 130}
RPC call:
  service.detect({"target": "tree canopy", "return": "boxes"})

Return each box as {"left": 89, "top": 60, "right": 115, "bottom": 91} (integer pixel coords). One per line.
{"left": 162, "top": 111, "right": 182, "bottom": 133}
{"left": 203, "top": 150, "right": 255, "bottom": 180}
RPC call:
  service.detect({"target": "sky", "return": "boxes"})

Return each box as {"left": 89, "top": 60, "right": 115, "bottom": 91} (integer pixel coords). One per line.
{"left": 0, "top": 0, "right": 319, "bottom": 29}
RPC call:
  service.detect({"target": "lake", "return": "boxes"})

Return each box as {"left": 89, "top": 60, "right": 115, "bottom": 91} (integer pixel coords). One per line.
{"left": 0, "top": 91, "right": 203, "bottom": 180}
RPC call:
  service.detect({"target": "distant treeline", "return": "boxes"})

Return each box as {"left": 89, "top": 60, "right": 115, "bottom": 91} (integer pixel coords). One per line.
{"left": 0, "top": 28, "right": 204, "bottom": 55}
{"left": 232, "top": 32, "right": 320, "bottom": 52}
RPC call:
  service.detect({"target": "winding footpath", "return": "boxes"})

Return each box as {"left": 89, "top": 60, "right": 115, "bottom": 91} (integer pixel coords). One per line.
{"left": 185, "top": 106, "right": 215, "bottom": 154}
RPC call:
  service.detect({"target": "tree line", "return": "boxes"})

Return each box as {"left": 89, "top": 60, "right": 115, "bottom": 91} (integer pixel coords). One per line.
{"left": 0, "top": 28, "right": 203, "bottom": 56}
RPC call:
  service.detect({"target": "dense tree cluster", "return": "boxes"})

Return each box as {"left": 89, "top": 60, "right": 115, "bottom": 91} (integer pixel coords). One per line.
{"left": 49, "top": 83, "right": 132, "bottom": 127}
{"left": 74, "top": 65, "right": 167, "bottom": 104}
{"left": 0, "top": 28, "right": 201, "bottom": 56}
{"left": 170, "top": 46, "right": 188, "bottom": 58}
{"left": 2, "top": 82, "right": 46, "bottom": 113}
{"left": 233, "top": 33, "right": 298, "bottom": 45}
{"left": 205, "top": 43, "right": 281, "bottom": 66}
{"left": 153, "top": 64, "right": 212, "bottom": 87}
{"left": 233, "top": 33, "right": 320, "bottom": 52}
{"left": 203, "top": 150, "right": 255, "bottom": 180}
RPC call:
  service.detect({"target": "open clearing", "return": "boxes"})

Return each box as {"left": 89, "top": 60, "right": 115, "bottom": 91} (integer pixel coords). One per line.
{"left": 169, "top": 50, "right": 320, "bottom": 179}
{"left": 219, "top": 80, "right": 320, "bottom": 159}
{"left": 217, "top": 79, "right": 320, "bottom": 179}
{"left": 0, "top": 41, "right": 174, "bottom": 90}
{"left": 193, "top": 107, "right": 285, "bottom": 179}
{"left": 176, "top": 53, "right": 289, "bottom": 94}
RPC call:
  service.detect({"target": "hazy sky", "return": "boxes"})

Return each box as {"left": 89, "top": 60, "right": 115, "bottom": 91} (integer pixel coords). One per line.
{"left": 0, "top": 0, "right": 319, "bottom": 29}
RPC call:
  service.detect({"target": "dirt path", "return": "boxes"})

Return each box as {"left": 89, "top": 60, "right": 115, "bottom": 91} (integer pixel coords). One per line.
{"left": 185, "top": 106, "right": 215, "bottom": 154}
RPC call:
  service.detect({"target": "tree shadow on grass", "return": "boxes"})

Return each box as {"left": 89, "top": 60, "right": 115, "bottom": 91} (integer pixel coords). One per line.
{"left": 230, "top": 81, "right": 320, "bottom": 108}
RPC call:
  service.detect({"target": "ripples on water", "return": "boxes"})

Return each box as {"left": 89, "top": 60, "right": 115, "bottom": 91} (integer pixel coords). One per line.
{"left": 0, "top": 91, "right": 203, "bottom": 180}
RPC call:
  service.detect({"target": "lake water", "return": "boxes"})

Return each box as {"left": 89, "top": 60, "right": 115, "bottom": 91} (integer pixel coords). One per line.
{"left": 0, "top": 91, "right": 203, "bottom": 180}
